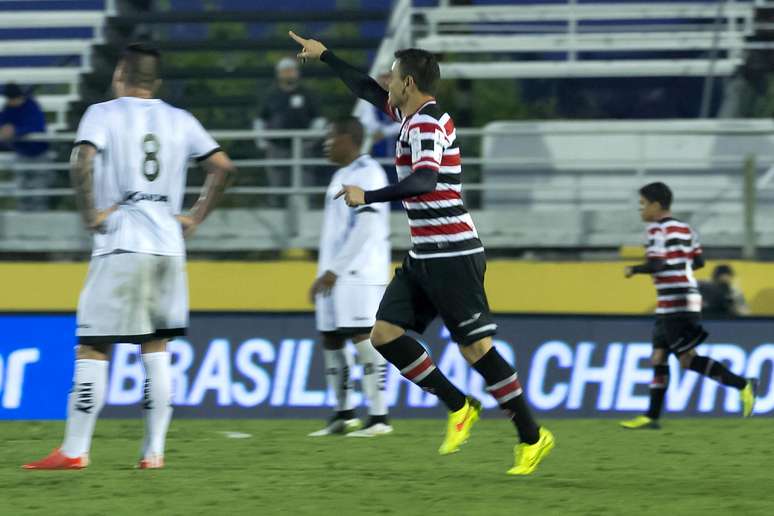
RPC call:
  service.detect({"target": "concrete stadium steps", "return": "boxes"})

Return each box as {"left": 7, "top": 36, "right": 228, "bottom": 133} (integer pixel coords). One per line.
{"left": 0, "top": 11, "right": 105, "bottom": 29}
{"left": 0, "top": 67, "right": 84, "bottom": 87}
{"left": 189, "top": 209, "right": 287, "bottom": 251}
{"left": 413, "top": 1, "right": 755, "bottom": 79}
{"left": 0, "top": 3, "right": 109, "bottom": 131}
{"left": 108, "top": 10, "right": 387, "bottom": 26}
{"left": 0, "top": 39, "right": 94, "bottom": 58}
{"left": 0, "top": 211, "right": 89, "bottom": 252}
{"left": 484, "top": 173, "right": 740, "bottom": 205}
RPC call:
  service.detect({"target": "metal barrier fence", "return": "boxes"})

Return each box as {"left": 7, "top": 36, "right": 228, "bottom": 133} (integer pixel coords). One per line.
{"left": 2, "top": 123, "right": 774, "bottom": 253}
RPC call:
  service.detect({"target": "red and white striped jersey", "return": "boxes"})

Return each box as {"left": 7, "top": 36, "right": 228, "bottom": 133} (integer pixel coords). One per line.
{"left": 645, "top": 218, "right": 703, "bottom": 315}
{"left": 389, "top": 99, "right": 483, "bottom": 259}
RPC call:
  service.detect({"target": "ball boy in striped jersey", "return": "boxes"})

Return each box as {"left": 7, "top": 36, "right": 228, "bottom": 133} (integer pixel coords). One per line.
{"left": 289, "top": 31, "right": 553, "bottom": 475}
{"left": 621, "top": 182, "right": 757, "bottom": 429}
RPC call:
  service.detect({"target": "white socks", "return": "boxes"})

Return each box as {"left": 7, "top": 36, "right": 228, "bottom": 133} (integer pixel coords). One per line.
{"left": 141, "top": 352, "right": 173, "bottom": 458}
{"left": 60, "top": 352, "right": 172, "bottom": 460}
{"left": 323, "top": 347, "right": 355, "bottom": 412}
{"left": 354, "top": 339, "right": 388, "bottom": 417}
{"left": 61, "top": 359, "right": 108, "bottom": 458}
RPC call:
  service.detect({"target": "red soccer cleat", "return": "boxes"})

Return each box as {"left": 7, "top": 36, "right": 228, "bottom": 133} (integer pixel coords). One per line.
{"left": 137, "top": 455, "right": 164, "bottom": 469}
{"left": 22, "top": 448, "right": 89, "bottom": 470}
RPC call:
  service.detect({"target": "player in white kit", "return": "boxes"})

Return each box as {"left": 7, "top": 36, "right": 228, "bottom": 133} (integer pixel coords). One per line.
{"left": 23, "top": 43, "right": 236, "bottom": 470}
{"left": 308, "top": 118, "right": 393, "bottom": 437}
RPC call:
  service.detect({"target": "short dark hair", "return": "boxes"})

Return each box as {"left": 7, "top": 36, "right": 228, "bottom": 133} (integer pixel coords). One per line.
{"left": 120, "top": 42, "right": 161, "bottom": 89}
{"left": 3, "top": 82, "right": 23, "bottom": 99}
{"left": 332, "top": 116, "right": 364, "bottom": 148}
{"left": 639, "top": 182, "right": 673, "bottom": 209}
{"left": 713, "top": 264, "right": 734, "bottom": 280}
{"left": 394, "top": 48, "right": 440, "bottom": 96}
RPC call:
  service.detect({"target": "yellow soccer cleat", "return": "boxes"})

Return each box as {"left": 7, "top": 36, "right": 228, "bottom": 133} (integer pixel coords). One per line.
{"left": 508, "top": 427, "right": 555, "bottom": 476}
{"left": 620, "top": 415, "right": 661, "bottom": 430}
{"left": 741, "top": 378, "right": 758, "bottom": 418}
{"left": 438, "top": 397, "right": 481, "bottom": 455}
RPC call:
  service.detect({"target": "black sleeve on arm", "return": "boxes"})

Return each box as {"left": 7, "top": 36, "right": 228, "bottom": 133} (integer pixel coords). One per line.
{"left": 630, "top": 257, "right": 667, "bottom": 274}
{"left": 321, "top": 50, "right": 389, "bottom": 110}
{"left": 363, "top": 168, "right": 438, "bottom": 204}
{"left": 692, "top": 255, "right": 705, "bottom": 270}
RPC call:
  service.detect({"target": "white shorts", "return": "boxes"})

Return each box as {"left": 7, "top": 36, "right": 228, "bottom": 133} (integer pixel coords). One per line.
{"left": 76, "top": 252, "right": 188, "bottom": 344}
{"left": 315, "top": 283, "right": 385, "bottom": 333}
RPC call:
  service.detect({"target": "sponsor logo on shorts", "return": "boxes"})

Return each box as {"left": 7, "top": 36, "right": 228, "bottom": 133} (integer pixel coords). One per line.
{"left": 459, "top": 313, "right": 482, "bottom": 328}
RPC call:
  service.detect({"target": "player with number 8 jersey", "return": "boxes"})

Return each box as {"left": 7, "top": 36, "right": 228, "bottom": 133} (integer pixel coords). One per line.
{"left": 75, "top": 94, "right": 218, "bottom": 257}
{"left": 23, "top": 43, "right": 236, "bottom": 471}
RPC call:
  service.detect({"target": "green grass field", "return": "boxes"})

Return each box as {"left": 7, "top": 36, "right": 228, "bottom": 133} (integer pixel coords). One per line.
{"left": 1, "top": 419, "right": 772, "bottom": 516}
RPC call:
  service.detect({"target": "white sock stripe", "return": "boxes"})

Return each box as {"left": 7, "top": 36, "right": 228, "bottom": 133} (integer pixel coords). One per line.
{"left": 705, "top": 358, "right": 715, "bottom": 376}
{"left": 466, "top": 323, "right": 498, "bottom": 337}
{"left": 486, "top": 373, "right": 519, "bottom": 392}
{"left": 410, "top": 363, "right": 436, "bottom": 383}
{"left": 400, "top": 352, "right": 429, "bottom": 375}
{"left": 496, "top": 388, "right": 523, "bottom": 404}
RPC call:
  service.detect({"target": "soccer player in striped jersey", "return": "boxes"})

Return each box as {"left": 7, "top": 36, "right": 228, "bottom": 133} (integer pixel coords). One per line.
{"left": 290, "top": 31, "right": 553, "bottom": 475}
{"left": 621, "top": 182, "right": 757, "bottom": 429}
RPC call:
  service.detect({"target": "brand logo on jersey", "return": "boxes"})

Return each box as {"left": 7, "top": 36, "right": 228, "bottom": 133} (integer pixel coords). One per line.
{"left": 123, "top": 191, "right": 169, "bottom": 203}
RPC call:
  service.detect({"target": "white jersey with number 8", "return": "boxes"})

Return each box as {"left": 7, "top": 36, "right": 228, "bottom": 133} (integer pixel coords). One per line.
{"left": 75, "top": 96, "right": 220, "bottom": 257}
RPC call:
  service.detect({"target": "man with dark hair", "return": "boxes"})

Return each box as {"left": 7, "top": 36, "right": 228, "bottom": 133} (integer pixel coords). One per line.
{"left": 289, "top": 31, "right": 553, "bottom": 475}
{"left": 0, "top": 82, "right": 50, "bottom": 210}
{"left": 308, "top": 117, "right": 392, "bottom": 438}
{"left": 23, "top": 44, "right": 236, "bottom": 469}
{"left": 120, "top": 42, "right": 161, "bottom": 89}
{"left": 699, "top": 264, "right": 750, "bottom": 318}
{"left": 621, "top": 182, "right": 757, "bottom": 429}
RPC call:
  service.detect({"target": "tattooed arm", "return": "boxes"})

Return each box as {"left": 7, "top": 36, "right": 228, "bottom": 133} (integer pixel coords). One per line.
{"left": 70, "top": 143, "right": 115, "bottom": 233}
{"left": 177, "top": 150, "right": 237, "bottom": 238}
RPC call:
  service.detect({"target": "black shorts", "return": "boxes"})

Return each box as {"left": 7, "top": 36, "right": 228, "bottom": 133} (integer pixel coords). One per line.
{"left": 375, "top": 252, "right": 496, "bottom": 346}
{"left": 652, "top": 313, "right": 708, "bottom": 355}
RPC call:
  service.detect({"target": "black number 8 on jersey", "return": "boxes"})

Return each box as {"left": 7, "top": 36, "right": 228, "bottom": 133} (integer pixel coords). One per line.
{"left": 142, "top": 133, "right": 161, "bottom": 181}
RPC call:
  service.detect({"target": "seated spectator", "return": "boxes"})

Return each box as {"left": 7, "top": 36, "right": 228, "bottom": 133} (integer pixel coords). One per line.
{"left": 699, "top": 264, "right": 750, "bottom": 318}
{"left": 0, "top": 83, "right": 50, "bottom": 211}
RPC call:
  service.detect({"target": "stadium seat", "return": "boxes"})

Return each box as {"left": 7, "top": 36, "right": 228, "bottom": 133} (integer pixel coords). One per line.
{"left": 413, "top": 2, "right": 755, "bottom": 79}
{"left": 0, "top": 2, "right": 109, "bottom": 130}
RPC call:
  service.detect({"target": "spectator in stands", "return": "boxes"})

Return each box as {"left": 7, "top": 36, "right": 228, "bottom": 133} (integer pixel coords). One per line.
{"left": 0, "top": 83, "right": 50, "bottom": 211}
{"left": 254, "top": 57, "right": 325, "bottom": 207}
{"left": 699, "top": 264, "right": 750, "bottom": 318}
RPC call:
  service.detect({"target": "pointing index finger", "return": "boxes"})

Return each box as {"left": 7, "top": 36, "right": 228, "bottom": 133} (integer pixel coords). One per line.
{"left": 288, "top": 31, "right": 306, "bottom": 45}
